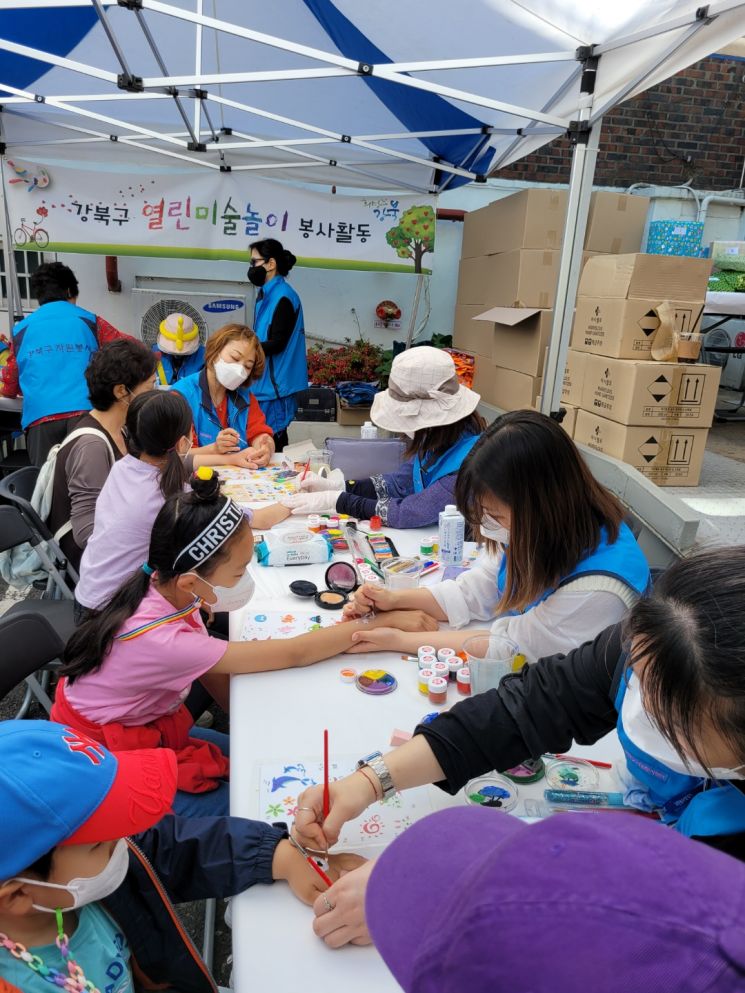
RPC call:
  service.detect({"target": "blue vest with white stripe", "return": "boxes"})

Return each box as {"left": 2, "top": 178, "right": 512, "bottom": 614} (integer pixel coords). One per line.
{"left": 252, "top": 275, "right": 307, "bottom": 401}
{"left": 615, "top": 671, "right": 745, "bottom": 838}
{"left": 412, "top": 431, "right": 480, "bottom": 493}
{"left": 13, "top": 301, "right": 98, "bottom": 428}
{"left": 173, "top": 369, "right": 254, "bottom": 449}
{"left": 496, "top": 522, "right": 650, "bottom": 616}
{"left": 154, "top": 345, "right": 205, "bottom": 385}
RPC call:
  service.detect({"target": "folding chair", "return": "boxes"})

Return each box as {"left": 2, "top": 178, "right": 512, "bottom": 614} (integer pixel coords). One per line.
{"left": 0, "top": 471, "right": 78, "bottom": 598}
{"left": 0, "top": 604, "right": 76, "bottom": 717}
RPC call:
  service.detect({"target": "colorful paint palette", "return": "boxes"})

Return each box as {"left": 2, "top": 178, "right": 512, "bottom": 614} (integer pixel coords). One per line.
{"left": 545, "top": 758, "right": 600, "bottom": 791}
{"left": 502, "top": 757, "right": 545, "bottom": 784}
{"left": 355, "top": 669, "right": 398, "bottom": 696}
{"left": 464, "top": 774, "right": 518, "bottom": 812}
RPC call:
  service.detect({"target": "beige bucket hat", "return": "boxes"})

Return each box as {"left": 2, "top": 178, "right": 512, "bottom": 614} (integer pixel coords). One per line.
{"left": 371, "top": 346, "right": 480, "bottom": 433}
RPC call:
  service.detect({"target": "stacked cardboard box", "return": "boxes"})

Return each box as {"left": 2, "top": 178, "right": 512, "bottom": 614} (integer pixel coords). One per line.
{"left": 569, "top": 253, "right": 719, "bottom": 486}
{"left": 454, "top": 190, "right": 649, "bottom": 410}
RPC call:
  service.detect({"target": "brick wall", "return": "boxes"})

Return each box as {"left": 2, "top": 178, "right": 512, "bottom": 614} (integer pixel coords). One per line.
{"left": 497, "top": 56, "right": 745, "bottom": 190}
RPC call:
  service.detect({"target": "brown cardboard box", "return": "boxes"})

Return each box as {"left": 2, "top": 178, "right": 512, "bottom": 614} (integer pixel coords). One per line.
{"left": 581, "top": 354, "right": 721, "bottom": 427}
{"left": 574, "top": 409, "right": 708, "bottom": 486}
{"left": 336, "top": 397, "right": 372, "bottom": 426}
{"left": 473, "top": 357, "right": 541, "bottom": 410}
{"left": 578, "top": 253, "right": 712, "bottom": 302}
{"left": 469, "top": 307, "right": 552, "bottom": 377}
{"left": 540, "top": 347, "right": 586, "bottom": 406}
{"left": 584, "top": 192, "right": 650, "bottom": 254}
{"left": 452, "top": 304, "right": 493, "bottom": 355}
{"left": 458, "top": 250, "right": 598, "bottom": 309}
{"left": 571, "top": 297, "right": 706, "bottom": 360}
{"left": 535, "top": 396, "right": 577, "bottom": 436}
{"left": 461, "top": 189, "right": 567, "bottom": 258}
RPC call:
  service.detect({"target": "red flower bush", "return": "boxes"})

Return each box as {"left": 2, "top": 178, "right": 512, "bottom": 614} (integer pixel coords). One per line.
{"left": 306, "top": 337, "right": 383, "bottom": 387}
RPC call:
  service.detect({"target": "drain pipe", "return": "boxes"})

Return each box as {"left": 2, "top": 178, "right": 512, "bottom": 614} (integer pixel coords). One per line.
{"left": 696, "top": 193, "right": 745, "bottom": 226}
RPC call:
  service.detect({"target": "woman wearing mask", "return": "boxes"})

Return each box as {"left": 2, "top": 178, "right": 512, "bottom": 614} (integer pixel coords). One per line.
{"left": 295, "top": 547, "right": 745, "bottom": 947}
{"left": 247, "top": 238, "right": 307, "bottom": 452}
{"left": 282, "top": 348, "right": 484, "bottom": 528}
{"left": 173, "top": 323, "right": 275, "bottom": 467}
{"left": 344, "top": 409, "right": 650, "bottom": 663}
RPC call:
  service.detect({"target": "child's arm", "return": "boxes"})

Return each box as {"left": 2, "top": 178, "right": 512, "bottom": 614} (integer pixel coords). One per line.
{"left": 347, "top": 626, "right": 491, "bottom": 656}
{"left": 212, "top": 609, "right": 440, "bottom": 674}
{"left": 250, "top": 504, "right": 292, "bottom": 529}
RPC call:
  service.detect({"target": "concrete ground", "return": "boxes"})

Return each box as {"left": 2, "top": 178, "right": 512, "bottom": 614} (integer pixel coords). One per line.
{"left": 707, "top": 419, "right": 745, "bottom": 463}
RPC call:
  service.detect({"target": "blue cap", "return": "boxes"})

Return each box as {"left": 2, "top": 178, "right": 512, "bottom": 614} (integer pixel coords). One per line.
{"left": 0, "top": 721, "right": 177, "bottom": 880}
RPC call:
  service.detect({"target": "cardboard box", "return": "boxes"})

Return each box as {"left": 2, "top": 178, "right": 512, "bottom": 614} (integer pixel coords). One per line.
{"left": 468, "top": 307, "right": 552, "bottom": 378}
{"left": 646, "top": 219, "right": 705, "bottom": 258}
{"left": 458, "top": 250, "right": 597, "bottom": 309}
{"left": 562, "top": 349, "right": 588, "bottom": 406}
{"left": 581, "top": 355, "right": 721, "bottom": 427}
{"left": 473, "top": 357, "right": 541, "bottom": 410}
{"left": 578, "top": 253, "right": 712, "bottom": 302}
{"left": 574, "top": 409, "right": 709, "bottom": 486}
{"left": 461, "top": 189, "right": 567, "bottom": 258}
{"left": 535, "top": 396, "right": 577, "bottom": 436}
{"left": 572, "top": 297, "right": 706, "bottom": 359}
{"left": 585, "top": 192, "right": 649, "bottom": 254}
{"left": 452, "top": 304, "right": 493, "bottom": 355}
{"left": 336, "top": 397, "right": 372, "bottom": 426}
{"left": 711, "top": 240, "right": 745, "bottom": 273}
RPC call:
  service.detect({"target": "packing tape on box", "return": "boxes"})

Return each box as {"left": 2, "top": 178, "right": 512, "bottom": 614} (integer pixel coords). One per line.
{"left": 650, "top": 301, "right": 678, "bottom": 362}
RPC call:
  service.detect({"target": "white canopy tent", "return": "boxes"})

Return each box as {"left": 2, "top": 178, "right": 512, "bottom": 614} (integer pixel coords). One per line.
{"left": 1, "top": 0, "right": 744, "bottom": 414}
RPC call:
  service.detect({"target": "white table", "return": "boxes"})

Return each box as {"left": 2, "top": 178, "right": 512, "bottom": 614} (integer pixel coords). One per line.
{"left": 229, "top": 521, "right": 623, "bottom": 993}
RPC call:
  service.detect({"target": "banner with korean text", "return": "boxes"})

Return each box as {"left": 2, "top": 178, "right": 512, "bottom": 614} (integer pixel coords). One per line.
{"left": 3, "top": 161, "right": 435, "bottom": 274}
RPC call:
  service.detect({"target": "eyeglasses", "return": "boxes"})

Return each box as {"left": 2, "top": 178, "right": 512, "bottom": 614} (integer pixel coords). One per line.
{"left": 248, "top": 258, "right": 269, "bottom": 269}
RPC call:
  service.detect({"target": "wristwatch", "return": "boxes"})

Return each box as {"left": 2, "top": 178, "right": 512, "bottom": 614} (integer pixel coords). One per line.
{"left": 357, "top": 751, "right": 396, "bottom": 800}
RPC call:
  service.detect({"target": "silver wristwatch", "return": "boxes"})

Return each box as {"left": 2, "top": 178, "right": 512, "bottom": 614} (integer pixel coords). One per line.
{"left": 357, "top": 751, "right": 396, "bottom": 800}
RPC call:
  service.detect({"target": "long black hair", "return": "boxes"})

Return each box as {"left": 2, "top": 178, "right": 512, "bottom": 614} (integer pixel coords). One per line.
{"left": 126, "top": 389, "right": 192, "bottom": 498}
{"left": 62, "top": 470, "right": 251, "bottom": 683}
{"left": 625, "top": 546, "right": 745, "bottom": 774}
{"left": 249, "top": 237, "right": 297, "bottom": 276}
{"left": 405, "top": 412, "right": 485, "bottom": 469}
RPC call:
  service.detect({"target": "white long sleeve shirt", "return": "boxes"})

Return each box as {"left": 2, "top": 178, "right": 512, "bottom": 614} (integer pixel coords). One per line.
{"left": 429, "top": 548, "right": 638, "bottom": 663}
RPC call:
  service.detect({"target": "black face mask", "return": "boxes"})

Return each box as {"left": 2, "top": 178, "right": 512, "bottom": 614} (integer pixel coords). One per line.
{"left": 247, "top": 264, "right": 267, "bottom": 288}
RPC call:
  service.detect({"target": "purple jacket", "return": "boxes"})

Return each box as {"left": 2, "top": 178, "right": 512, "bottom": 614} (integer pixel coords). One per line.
{"left": 336, "top": 459, "right": 456, "bottom": 529}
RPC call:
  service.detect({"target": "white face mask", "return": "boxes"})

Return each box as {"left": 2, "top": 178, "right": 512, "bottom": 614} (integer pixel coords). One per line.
{"left": 15, "top": 838, "right": 130, "bottom": 912}
{"left": 480, "top": 513, "right": 510, "bottom": 545}
{"left": 621, "top": 676, "right": 745, "bottom": 781}
{"left": 214, "top": 359, "right": 249, "bottom": 391}
{"left": 191, "top": 569, "right": 255, "bottom": 613}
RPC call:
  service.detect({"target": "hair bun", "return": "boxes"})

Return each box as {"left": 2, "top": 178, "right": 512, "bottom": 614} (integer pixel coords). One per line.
{"left": 190, "top": 466, "right": 222, "bottom": 502}
{"left": 283, "top": 249, "right": 297, "bottom": 272}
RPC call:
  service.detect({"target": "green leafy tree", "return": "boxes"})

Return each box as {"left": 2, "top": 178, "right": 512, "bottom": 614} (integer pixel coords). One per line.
{"left": 386, "top": 204, "right": 435, "bottom": 273}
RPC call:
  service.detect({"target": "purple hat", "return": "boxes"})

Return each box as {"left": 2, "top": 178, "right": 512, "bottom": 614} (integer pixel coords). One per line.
{"left": 366, "top": 807, "right": 745, "bottom": 992}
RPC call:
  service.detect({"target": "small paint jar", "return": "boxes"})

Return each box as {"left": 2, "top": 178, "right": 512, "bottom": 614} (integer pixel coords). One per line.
{"left": 418, "top": 668, "right": 434, "bottom": 695}
{"left": 418, "top": 654, "right": 437, "bottom": 670}
{"left": 437, "top": 647, "right": 456, "bottom": 664}
{"left": 420, "top": 540, "right": 434, "bottom": 557}
{"left": 432, "top": 661, "right": 450, "bottom": 682}
{"left": 448, "top": 657, "right": 462, "bottom": 681}
{"left": 428, "top": 675, "right": 448, "bottom": 705}
{"left": 327, "top": 514, "right": 340, "bottom": 528}
{"left": 457, "top": 666, "right": 471, "bottom": 696}
{"left": 308, "top": 514, "right": 322, "bottom": 531}
{"left": 418, "top": 645, "right": 437, "bottom": 660}
{"left": 370, "top": 514, "right": 383, "bottom": 530}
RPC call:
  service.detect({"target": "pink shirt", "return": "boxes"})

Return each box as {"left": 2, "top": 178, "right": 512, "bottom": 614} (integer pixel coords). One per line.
{"left": 65, "top": 584, "right": 227, "bottom": 725}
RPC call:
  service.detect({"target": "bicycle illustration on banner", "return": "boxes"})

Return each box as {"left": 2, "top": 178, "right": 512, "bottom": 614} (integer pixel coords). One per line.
{"left": 14, "top": 207, "right": 50, "bottom": 249}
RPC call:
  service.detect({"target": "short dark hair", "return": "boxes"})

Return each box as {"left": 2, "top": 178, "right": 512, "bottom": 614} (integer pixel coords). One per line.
{"left": 625, "top": 546, "right": 745, "bottom": 774}
{"left": 249, "top": 238, "right": 297, "bottom": 276}
{"left": 455, "top": 409, "right": 625, "bottom": 613}
{"left": 18, "top": 848, "right": 55, "bottom": 881}
{"left": 86, "top": 339, "right": 157, "bottom": 411}
{"left": 29, "top": 262, "right": 79, "bottom": 305}
{"left": 125, "top": 389, "right": 192, "bottom": 498}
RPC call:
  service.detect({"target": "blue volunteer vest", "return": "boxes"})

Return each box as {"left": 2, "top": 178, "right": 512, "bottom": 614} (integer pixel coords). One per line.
{"left": 615, "top": 671, "right": 745, "bottom": 838}
{"left": 412, "top": 431, "right": 480, "bottom": 493}
{"left": 496, "top": 522, "right": 650, "bottom": 616}
{"left": 173, "top": 369, "right": 255, "bottom": 449}
{"left": 252, "top": 275, "right": 307, "bottom": 401}
{"left": 13, "top": 301, "right": 98, "bottom": 428}
{"left": 154, "top": 344, "right": 205, "bottom": 385}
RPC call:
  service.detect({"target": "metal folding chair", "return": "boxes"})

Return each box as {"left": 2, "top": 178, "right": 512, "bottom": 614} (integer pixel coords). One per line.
{"left": 0, "top": 604, "right": 75, "bottom": 716}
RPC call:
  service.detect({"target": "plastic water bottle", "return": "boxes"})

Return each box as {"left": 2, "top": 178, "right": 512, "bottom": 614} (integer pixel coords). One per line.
{"left": 361, "top": 421, "right": 378, "bottom": 439}
{"left": 438, "top": 505, "right": 464, "bottom": 565}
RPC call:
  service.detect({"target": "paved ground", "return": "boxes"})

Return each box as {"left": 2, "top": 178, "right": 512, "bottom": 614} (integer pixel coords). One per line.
{"left": 707, "top": 420, "right": 745, "bottom": 463}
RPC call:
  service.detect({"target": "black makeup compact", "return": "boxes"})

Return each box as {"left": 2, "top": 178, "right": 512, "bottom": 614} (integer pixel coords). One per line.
{"left": 289, "top": 561, "right": 359, "bottom": 610}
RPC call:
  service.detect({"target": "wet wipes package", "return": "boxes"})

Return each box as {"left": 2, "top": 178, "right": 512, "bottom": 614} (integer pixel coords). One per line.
{"left": 254, "top": 529, "right": 333, "bottom": 567}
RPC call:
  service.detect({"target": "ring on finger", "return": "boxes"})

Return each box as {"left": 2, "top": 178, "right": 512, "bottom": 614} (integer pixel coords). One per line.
{"left": 322, "top": 895, "right": 335, "bottom": 913}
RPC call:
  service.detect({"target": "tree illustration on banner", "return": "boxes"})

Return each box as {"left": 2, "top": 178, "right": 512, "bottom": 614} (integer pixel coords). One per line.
{"left": 386, "top": 204, "right": 435, "bottom": 273}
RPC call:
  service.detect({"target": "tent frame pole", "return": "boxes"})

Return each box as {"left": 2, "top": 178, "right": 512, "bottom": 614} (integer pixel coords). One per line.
{"left": 0, "top": 125, "right": 26, "bottom": 331}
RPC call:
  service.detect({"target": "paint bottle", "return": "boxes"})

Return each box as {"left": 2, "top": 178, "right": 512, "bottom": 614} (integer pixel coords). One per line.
{"left": 328, "top": 514, "right": 340, "bottom": 528}
{"left": 418, "top": 645, "right": 437, "bottom": 660}
{"left": 418, "top": 668, "right": 434, "bottom": 695}
{"left": 447, "top": 657, "right": 462, "bottom": 681}
{"left": 437, "top": 647, "right": 456, "bottom": 664}
{"left": 308, "top": 514, "right": 322, "bottom": 531}
{"left": 428, "top": 675, "right": 448, "bottom": 705}
{"left": 438, "top": 505, "right": 465, "bottom": 565}
{"left": 418, "top": 654, "right": 437, "bottom": 670}
{"left": 457, "top": 666, "right": 471, "bottom": 696}
{"left": 361, "top": 421, "right": 379, "bottom": 439}
{"left": 432, "top": 660, "right": 450, "bottom": 682}
{"left": 370, "top": 514, "right": 383, "bottom": 531}
{"left": 420, "top": 539, "right": 434, "bottom": 557}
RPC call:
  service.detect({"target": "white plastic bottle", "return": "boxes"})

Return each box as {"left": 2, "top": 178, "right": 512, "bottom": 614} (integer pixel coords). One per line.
{"left": 438, "top": 504, "right": 465, "bottom": 565}
{"left": 360, "top": 421, "right": 379, "bottom": 439}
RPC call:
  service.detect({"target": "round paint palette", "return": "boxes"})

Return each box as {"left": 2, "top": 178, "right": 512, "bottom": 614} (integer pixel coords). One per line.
{"left": 502, "top": 757, "right": 545, "bottom": 784}
{"left": 545, "top": 757, "right": 600, "bottom": 791}
{"left": 464, "top": 774, "right": 518, "bottom": 812}
{"left": 355, "top": 669, "right": 398, "bottom": 696}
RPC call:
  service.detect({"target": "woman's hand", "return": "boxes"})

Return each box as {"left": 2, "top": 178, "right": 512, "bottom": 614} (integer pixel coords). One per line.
{"left": 280, "top": 491, "right": 342, "bottom": 515}
{"left": 295, "top": 772, "right": 376, "bottom": 852}
{"left": 342, "top": 583, "right": 400, "bottom": 619}
{"left": 215, "top": 428, "right": 241, "bottom": 454}
{"left": 298, "top": 469, "right": 345, "bottom": 493}
{"left": 312, "top": 860, "right": 376, "bottom": 948}
{"left": 373, "top": 609, "right": 438, "bottom": 634}
{"left": 241, "top": 445, "right": 270, "bottom": 467}
{"left": 252, "top": 434, "right": 275, "bottom": 466}
{"left": 274, "top": 839, "right": 367, "bottom": 906}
